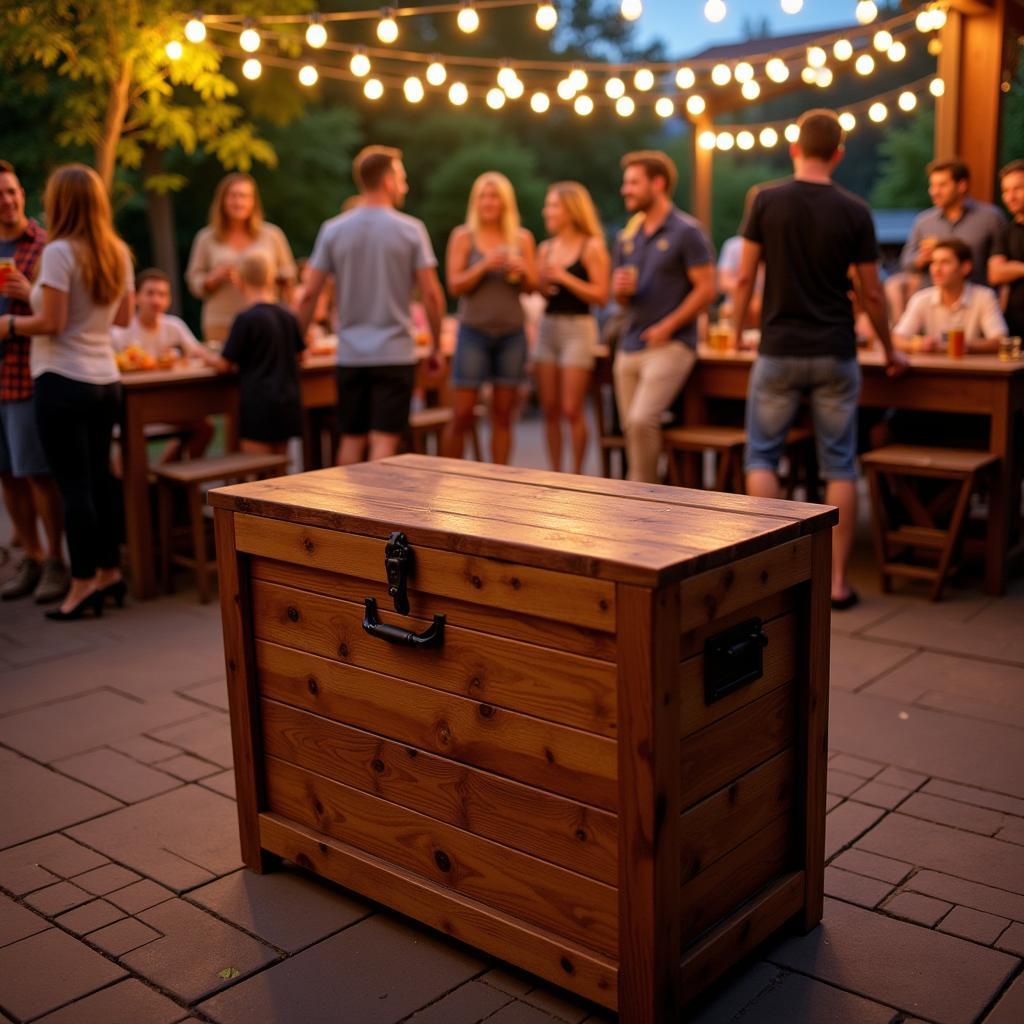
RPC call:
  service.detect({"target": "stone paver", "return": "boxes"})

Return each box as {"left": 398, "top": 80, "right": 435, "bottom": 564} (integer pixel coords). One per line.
{"left": 122, "top": 898, "right": 279, "bottom": 1003}
{"left": 850, "top": 780, "right": 909, "bottom": 810}
{"left": 24, "top": 881, "right": 92, "bottom": 916}
{"left": 32, "top": 978, "right": 186, "bottom": 1024}
{"left": 187, "top": 866, "right": 370, "bottom": 953}
{"left": 55, "top": 899, "right": 125, "bottom": 936}
{"left": 0, "top": 894, "right": 48, "bottom": 948}
{"left": 823, "top": 867, "right": 893, "bottom": 909}
{"left": 984, "top": 972, "right": 1024, "bottom": 1024}
{"left": 824, "top": 801, "right": 885, "bottom": 860}
{"left": 72, "top": 863, "right": 142, "bottom": 896}
{"left": 904, "top": 871, "right": 1024, "bottom": 923}
{"left": 150, "top": 712, "right": 234, "bottom": 769}
{"left": 995, "top": 922, "right": 1024, "bottom": 957}
{"left": 200, "top": 770, "right": 237, "bottom": 800}
{"left": 404, "top": 981, "right": 513, "bottom": 1024}
{"left": 884, "top": 891, "right": 954, "bottom": 927}
{"left": 688, "top": 963, "right": 783, "bottom": 1024}
{"left": 874, "top": 766, "right": 928, "bottom": 790}
{"left": 88, "top": 916, "right": 163, "bottom": 956}
{"left": 995, "top": 818, "right": 1024, "bottom": 846}
{"left": 0, "top": 928, "right": 126, "bottom": 1021}
{"left": 729, "top": 970, "right": 897, "bottom": 1023}
{"left": 830, "top": 633, "right": 912, "bottom": 692}
{"left": 109, "top": 735, "right": 180, "bottom": 764}
{"left": 832, "top": 849, "right": 913, "bottom": 885}
{"left": 68, "top": 786, "right": 242, "bottom": 891}
{"left": 0, "top": 834, "right": 107, "bottom": 895}
{"left": 825, "top": 770, "right": 865, "bottom": 797}
{"left": 938, "top": 906, "right": 1010, "bottom": 946}
{"left": 198, "top": 915, "right": 483, "bottom": 1024}
{"left": 52, "top": 748, "right": 180, "bottom": 803}
{"left": 768, "top": 898, "right": 1018, "bottom": 1024}
{"left": 106, "top": 879, "right": 176, "bottom": 914}
{"left": 518, "top": 983, "right": 591, "bottom": 1022}
{"left": 922, "top": 780, "right": 1024, "bottom": 819}
{"left": 157, "top": 752, "right": 222, "bottom": 782}
{"left": 898, "top": 793, "right": 1007, "bottom": 836}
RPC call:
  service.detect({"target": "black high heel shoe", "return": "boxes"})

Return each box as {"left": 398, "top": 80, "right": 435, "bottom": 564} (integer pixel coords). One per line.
{"left": 45, "top": 590, "right": 104, "bottom": 621}
{"left": 98, "top": 579, "right": 127, "bottom": 608}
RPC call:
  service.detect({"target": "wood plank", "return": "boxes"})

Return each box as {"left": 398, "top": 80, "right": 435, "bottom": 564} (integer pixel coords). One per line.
{"left": 250, "top": 556, "right": 618, "bottom": 662}
{"left": 236, "top": 513, "right": 617, "bottom": 634}
{"left": 680, "top": 750, "right": 795, "bottom": 882}
{"left": 213, "top": 509, "right": 275, "bottom": 872}
{"left": 259, "top": 697, "right": 618, "bottom": 884}
{"left": 679, "top": 812, "right": 794, "bottom": 945}
{"left": 680, "top": 613, "right": 796, "bottom": 737}
{"left": 679, "top": 871, "right": 804, "bottom": 999}
{"left": 251, "top": 581, "right": 619, "bottom": 741}
{"left": 679, "top": 587, "right": 795, "bottom": 660}
{"left": 679, "top": 538, "right": 813, "bottom": 632}
{"left": 680, "top": 684, "right": 796, "bottom": 809}
{"left": 616, "top": 584, "right": 683, "bottom": 1023}
{"left": 263, "top": 757, "right": 618, "bottom": 956}
{"left": 259, "top": 814, "right": 618, "bottom": 1010}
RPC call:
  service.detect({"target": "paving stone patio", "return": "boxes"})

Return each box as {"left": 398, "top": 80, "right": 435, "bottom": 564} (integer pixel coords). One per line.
{"left": 1, "top": 420, "right": 1022, "bottom": 1023}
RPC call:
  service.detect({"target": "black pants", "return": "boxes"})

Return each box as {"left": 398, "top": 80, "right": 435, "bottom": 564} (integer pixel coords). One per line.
{"left": 34, "top": 372, "right": 121, "bottom": 580}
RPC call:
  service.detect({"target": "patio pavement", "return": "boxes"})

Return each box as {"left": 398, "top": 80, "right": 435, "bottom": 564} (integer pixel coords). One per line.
{"left": 1, "top": 415, "right": 1023, "bottom": 1023}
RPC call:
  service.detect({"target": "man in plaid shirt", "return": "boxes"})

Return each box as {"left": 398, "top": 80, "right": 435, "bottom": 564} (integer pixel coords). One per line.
{"left": 0, "top": 160, "right": 68, "bottom": 603}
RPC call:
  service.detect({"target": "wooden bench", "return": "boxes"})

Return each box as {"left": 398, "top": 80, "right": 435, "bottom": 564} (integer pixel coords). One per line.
{"left": 155, "top": 452, "right": 290, "bottom": 603}
{"left": 861, "top": 445, "right": 999, "bottom": 601}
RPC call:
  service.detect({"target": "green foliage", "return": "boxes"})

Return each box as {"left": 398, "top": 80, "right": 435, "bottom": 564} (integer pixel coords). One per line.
{"left": 1000, "top": 60, "right": 1024, "bottom": 168}
{"left": 870, "top": 107, "right": 933, "bottom": 209}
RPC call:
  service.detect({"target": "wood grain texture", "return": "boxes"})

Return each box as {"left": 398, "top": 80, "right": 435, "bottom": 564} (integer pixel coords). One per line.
{"left": 616, "top": 584, "right": 683, "bottom": 1023}
{"left": 249, "top": 556, "right": 617, "bottom": 662}
{"left": 259, "top": 813, "right": 619, "bottom": 1009}
{"left": 678, "top": 587, "right": 795, "bottom": 661}
{"left": 236, "top": 512, "right": 616, "bottom": 633}
{"left": 251, "top": 580, "right": 619, "bottom": 740}
{"left": 263, "top": 757, "right": 618, "bottom": 956}
{"left": 259, "top": 696, "right": 618, "bottom": 883}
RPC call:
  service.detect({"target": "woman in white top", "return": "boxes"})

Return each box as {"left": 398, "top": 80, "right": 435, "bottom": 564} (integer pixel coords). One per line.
{"left": 185, "top": 173, "right": 297, "bottom": 342}
{"left": 4, "top": 164, "right": 134, "bottom": 620}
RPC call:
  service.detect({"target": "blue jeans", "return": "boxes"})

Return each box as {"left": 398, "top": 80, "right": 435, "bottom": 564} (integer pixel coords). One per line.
{"left": 745, "top": 355, "right": 861, "bottom": 481}
{"left": 451, "top": 324, "right": 528, "bottom": 389}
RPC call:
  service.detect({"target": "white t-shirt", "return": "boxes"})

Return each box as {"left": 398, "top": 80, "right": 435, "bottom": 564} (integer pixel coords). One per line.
{"left": 30, "top": 239, "right": 134, "bottom": 385}
{"left": 893, "top": 283, "right": 1008, "bottom": 341}
{"left": 112, "top": 314, "right": 207, "bottom": 359}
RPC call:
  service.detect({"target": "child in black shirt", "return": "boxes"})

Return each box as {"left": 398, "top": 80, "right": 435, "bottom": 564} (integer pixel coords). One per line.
{"left": 217, "top": 251, "right": 304, "bottom": 455}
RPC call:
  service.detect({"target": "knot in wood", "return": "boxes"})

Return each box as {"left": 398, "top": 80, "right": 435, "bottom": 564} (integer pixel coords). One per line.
{"left": 575, "top": 828, "right": 588, "bottom": 842}
{"left": 434, "top": 850, "right": 452, "bottom": 872}
{"left": 295, "top": 853, "right": 313, "bottom": 869}
{"left": 436, "top": 722, "right": 451, "bottom": 745}
{"left": 303, "top": 536, "right": 315, "bottom": 554}
{"left": 338, "top": 642, "right": 349, "bottom": 658}
{"left": 509, "top": 577, "right": 521, "bottom": 590}
{"left": 307, "top": 677, "right": 319, "bottom": 695}
{"left": 478, "top": 704, "right": 495, "bottom": 720}
{"left": 286, "top": 606, "right": 299, "bottom": 623}
{"left": 560, "top": 957, "right": 575, "bottom": 975}
{"left": 470, "top": 575, "right": 482, "bottom": 589}
{"left": 371, "top": 758, "right": 386, "bottom": 774}
{"left": 599, "top": 598, "right": 609, "bottom": 611}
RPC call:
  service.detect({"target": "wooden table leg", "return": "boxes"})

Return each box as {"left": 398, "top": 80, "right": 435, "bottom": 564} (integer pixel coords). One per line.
{"left": 121, "top": 400, "right": 157, "bottom": 600}
{"left": 985, "top": 396, "right": 1013, "bottom": 596}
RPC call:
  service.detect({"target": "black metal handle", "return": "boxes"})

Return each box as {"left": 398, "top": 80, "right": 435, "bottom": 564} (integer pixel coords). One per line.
{"left": 362, "top": 598, "right": 445, "bottom": 649}
{"left": 704, "top": 617, "right": 769, "bottom": 705}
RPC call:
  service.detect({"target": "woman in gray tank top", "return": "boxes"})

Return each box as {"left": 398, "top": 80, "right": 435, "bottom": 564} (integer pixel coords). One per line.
{"left": 443, "top": 172, "right": 537, "bottom": 464}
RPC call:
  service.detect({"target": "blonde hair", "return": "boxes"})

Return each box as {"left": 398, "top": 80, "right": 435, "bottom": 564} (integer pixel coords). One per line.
{"left": 238, "top": 251, "right": 271, "bottom": 288}
{"left": 547, "top": 181, "right": 605, "bottom": 241}
{"left": 209, "top": 172, "right": 263, "bottom": 240}
{"left": 44, "top": 164, "right": 128, "bottom": 305}
{"left": 466, "top": 172, "right": 520, "bottom": 247}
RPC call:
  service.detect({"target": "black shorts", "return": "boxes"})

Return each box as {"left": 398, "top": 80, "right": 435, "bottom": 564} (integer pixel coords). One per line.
{"left": 336, "top": 364, "right": 415, "bottom": 436}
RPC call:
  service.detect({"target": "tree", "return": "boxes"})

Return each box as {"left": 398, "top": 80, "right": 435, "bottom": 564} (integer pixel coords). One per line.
{"left": 870, "top": 107, "right": 933, "bottom": 209}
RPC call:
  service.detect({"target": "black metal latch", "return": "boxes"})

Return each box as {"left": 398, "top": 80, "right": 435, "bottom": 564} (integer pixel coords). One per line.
{"left": 703, "top": 617, "right": 769, "bottom": 705}
{"left": 384, "top": 531, "right": 412, "bottom": 614}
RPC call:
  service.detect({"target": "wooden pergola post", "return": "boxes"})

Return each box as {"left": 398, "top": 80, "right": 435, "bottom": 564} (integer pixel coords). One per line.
{"left": 692, "top": 114, "right": 713, "bottom": 230}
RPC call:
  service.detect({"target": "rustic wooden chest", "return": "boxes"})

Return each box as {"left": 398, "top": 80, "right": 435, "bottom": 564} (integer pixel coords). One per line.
{"left": 211, "top": 455, "right": 836, "bottom": 1022}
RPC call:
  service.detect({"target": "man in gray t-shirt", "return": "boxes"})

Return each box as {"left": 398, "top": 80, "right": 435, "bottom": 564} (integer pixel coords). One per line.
{"left": 298, "top": 145, "right": 445, "bottom": 465}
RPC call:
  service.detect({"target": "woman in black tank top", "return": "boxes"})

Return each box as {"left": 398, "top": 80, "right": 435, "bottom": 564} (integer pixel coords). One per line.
{"left": 535, "top": 182, "right": 610, "bottom": 473}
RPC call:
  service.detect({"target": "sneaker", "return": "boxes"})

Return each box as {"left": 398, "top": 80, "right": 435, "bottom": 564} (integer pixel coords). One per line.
{"left": 33, "top": 559, "right": 70, "bottom": 605}
{"left": 1, "top": 557, "right": 42, "bottom": 601}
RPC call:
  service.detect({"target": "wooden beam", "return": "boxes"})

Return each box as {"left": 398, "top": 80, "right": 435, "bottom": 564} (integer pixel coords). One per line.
{"left": 692, "top": 115, "right": 713, "bottom": 232}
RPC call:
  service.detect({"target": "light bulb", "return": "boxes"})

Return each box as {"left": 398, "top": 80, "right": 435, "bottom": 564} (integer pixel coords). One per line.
{"left": 486, "top": 87, "right": 506, "bottom": 109}
{"left": 734, "top": 62, "right": 754, "bottom": 83}
{"left": 404, "top": 76, "right": 424, "bottom": 103}
{"left": 556, "top": 78, "right": 576, "bottom": 100}
{"left": 741, "top": 79, "right": 761, "bottom": 100}
{"left": 299, "top": 64, "right": 318, "bottom": 87}
{"left": 898, "top": 91, "right": 917, "bottom": 112}
{"left": 759, "top": 127, "right": 778, "bottom": 147}
{"left": 350, "top": 52, "right": 371, "bottom": 77}
{"left": 377, "top": 17, "right": 398, "bottom": 44}
{"left": 364, "top": 78, "right": 384, "bottom": 100}
{"left": 605, "top": 77, "right": 625, "bottom": 99}
{"left": 833, "top": 39, "right": 853, "bottom": 61}
{"left": 306, "top": 21, "right": 327, "bottom": 49}
{"left": 616, "top": 95, "right": 635, "bottom": 117}
{"left": 716, "top": 131, "right": 734, "bottom": 151}
{"left": 185, "top": 18, "right": 207, "bottom": 44}
{"left": 784, "top": 122, "right": 800, "bottom": 142}
{"left": 781, "top": 0, "right": 802, "bottom": 12}
{"left": 873, "top": 29, "right": 893, "bottom": 51}
{"left": 704, "top": 0, "right": 727, "bottom": 24}
{"left": 426, "top": 61, "right": 447, "bottom": 86}
{"left": 815, "top": 68, "right": 833, "bottom": 88}
{"left": 449, "top": 81, "right": 469, "bottom": 105}
{"left": 932, "top": 9, "right": 947, "bottom": 30}
{"left": 711, "top": 63, "right": 731, "bottom": 86}
{"left": 536, "top": 3, "right": 558, "bottom": 32}
{"left": 839, "top": 111, "right": 856, "bottom": 131}
{"left": 765, "top": 58, "right": 789, "bottom": 82}
{"left": 737, "top": 130, "right": 755, "bottom": 150}
{"left": 888, "top": 41, "right": 907, "bottom": 62}
{"left": 620, "top": 0, "right": 643, "bottom": 22}
{"left": 855, "top": 54, "right": 875, "bottom": 76}
{"left": 801, "top": 66, "right": 817, "bottom": 84}
{"left": 497, "top": 66, "right": 519, "bottom": 91}
{"left": 505, "top": 77, "right": 524, "bottom": 99}
{"left": 675, "top": 67, "right": 695, "bottom": 89}
{"left": 698, "top": 130, "right": 716, "bottom": 150}
{"left": 242, "top": 58, "right": 261, "bottom": 80}
{"left": 634, "top": 68, "right": 655, "bottom": 92}
{"left": 930, "top": 77, "right": 945, "bottom": 97}
{"left": 530, "top": 91, "right": 550, "bottom": 112}
{"left": 569, "top": 67, "right": 588, "bottom": 91}
{"left": 686, "top": 94, "right": 706, "bottom": 116}
{"left": 239, "top": 28, "right": 261, "bottom": 53}
{"left": 457, "top": 5, "right": 480, "bottom": 33}
{"left": 916, "top": 10, "right": 934, "bottom": 33}
{"left": 165, "top": 40, "right": 183, "bottom": 61}
{"left": 574, "top": 94, "right": 594, "bottom": 116}
{"left": 868, "top": 102, "right": 887, "bottom": 123}
{"left": 928, "top": 37, "right": 943, "bottom": 56}
{"left": 655, "top": 97, "right": 674, "bottom": 118}
{"left": 807, "top": 46, "right": 827, "bottom": 68}
{"left": 855, "top": 1, "right": 878, "bottom": 25}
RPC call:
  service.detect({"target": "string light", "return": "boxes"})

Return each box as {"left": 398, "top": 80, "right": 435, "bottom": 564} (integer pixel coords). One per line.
{"left": 930, "top": 77, "right": 945, "bottom": 96}
{"left": 350, "top": 51, "right": 371, "bottom": 77}
{"left": 242, "top": 57, "right": 261, "bottom": 80}
{"left": 616, "top": 95, "right": 635, "bottom": 117}
{"left": 530, "top": 90, "right": 550, "bottom": 112}
{"left": 377, "top": 14, "right": 399, "bottom": 44}
{"left": 457, "top": 3, "right": 480, "bottom": 33}
{"left": 505, "top": 77, "right": 525, "bottom": 99}
{"left": 737, "top": 130, "right": 755, "bottom": 150}
{"left": 833, "top": 39, "right": 853, "bottom": 61}
{"left": 634, "top": 68, "right": 655, "bottom": 91}
{"left": 404, "top": 75, "right": 425, "bottom": 102}
{"left": 801, "top": 67, "right": 817, "bottom": 85}
{"left": 556, "top": 78, "right": 575, "bottom": 100}
{"left": 807, "top": 47, "right": 827, "bottom": 69}
{"left": 856, "top": 1, "right": 878, "bottom": 25}
{"left": 931, "top": 8, "right": 947, "bottom": 30}
{"left": 574, "top": 94, "right": 594, "bottom": 116}
{"left": 426, "top": 60, "right": 447, "bottom": 86}
{"left": 705, "top": 0, "right": 726, "bottom": 24}
{"left": 698, "top": 130, "right": 716, "bottom": 150}
{"left": 686, "top": 94, "right": 706, "bottom": 116}
{"left": 734, "top": 62, "right": 754, "bottom": 82}
{"left": 568, "top": 66, "right": 588, "bottom": 91}
{"left": 535, "top": 3, "right": 558, "bottom": 32}
{"left": 868, "top": 101, "right": 887, "bottom": 122}
{"left": 855, "top": 54, "right": 875, "bottom": 75}
{"left": 305, "top": 16, "right": 327, "bottom": 49}
{"left": 620, "top": 0, "right": 643, "bottom": 21}
{"left": 873, "top": 29, "right": 893, "bottom": 51}
{"left": 239, "top": 27, "right": 261, "bottom": 52}
{"left": 605, "top": 77, "right": 626, "bottom": 99}
{"left": 815, "top": 68, "right": 833, "bottom": 88}
{"left": 184, "top": 17, "right": 207, "bottom": 44}
{"left": 839, "top": 111, "right": 856, "bottom": 131}
{"left": 888, "top": 40, "right": 907, "bottom": 61}
{"left": 364, "top": 77, "right": 384, "bottom": 100}
{"left": 711, "top": 63, "right": 732, "bottom": 86}
{"left": 655, "top": 97, "right": 674, "bottom": 118}
{"left": 486, "top": 86, "right": 506, "bottom": 108}
{"left": 449, "top": 81, "right": 469, "bottom": 105}
{"left": 781, "top": 0, "right": 803, "bottom": 12}
{"left": 759, "top": 127, "right": 778, "bottom": 147}
{"left": 742, "top": 79, "right": 761, "bottom": 100}
{"left": 497, "top": 65, "right": 519, "bottom": 91}
{"left": 675, "top": 67, "right": 696, "bottom": 89}
{"left": 916, "top": 8, "right": 946, "bottom": 32}
{"left": 717, "top": 131, "right": 734, "bottom": 151}
{"left": 766, "top": 58, "right": 789, "bottom": 83}
{"left": 298, "top": 64, "right": 318, "bottom": 86}
{"left": 898, "top": 90, "right": 917, "bottom": 111}
{"left": 784, "top": 123, "right": 800, "bottom": 142}
{"left": 165, "top": 40, "right": 184, "bottom": 61}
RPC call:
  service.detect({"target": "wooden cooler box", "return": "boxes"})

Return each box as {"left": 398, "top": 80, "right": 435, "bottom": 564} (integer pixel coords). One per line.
{"left": 211, "top": 455, "right": 836, "bottom": 1021}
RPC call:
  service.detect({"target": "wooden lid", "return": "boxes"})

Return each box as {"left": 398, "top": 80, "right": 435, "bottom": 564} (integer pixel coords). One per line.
{"left": 209, "top": 455, "right": 836, "bottom": 585}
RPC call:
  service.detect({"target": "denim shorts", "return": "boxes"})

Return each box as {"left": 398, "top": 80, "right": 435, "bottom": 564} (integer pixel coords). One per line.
{"left": 745, "top": 355, "right": 861, "bottom": 480}
{"left": 0, "top": 398, "right": 50, "bottom": 477}
{"left": 451, "top": 324, "right": 528, "bottom": 389}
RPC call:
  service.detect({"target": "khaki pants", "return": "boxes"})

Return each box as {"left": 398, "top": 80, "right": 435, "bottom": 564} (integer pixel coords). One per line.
{"left": 613, "top": 342, "right": 697, "bottom": 483}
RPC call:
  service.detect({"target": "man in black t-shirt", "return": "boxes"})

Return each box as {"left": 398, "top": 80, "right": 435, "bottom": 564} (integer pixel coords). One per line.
{"left": 989, "top": 160, "right": 1024, "bottom": 338}
{"left": 732, "top": 108, "right": 906, "bottom": 610}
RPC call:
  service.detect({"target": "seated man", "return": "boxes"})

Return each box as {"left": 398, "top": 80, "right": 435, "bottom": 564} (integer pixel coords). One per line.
{"left": 893, "top": 238, "right": 1007, "bottom": 354}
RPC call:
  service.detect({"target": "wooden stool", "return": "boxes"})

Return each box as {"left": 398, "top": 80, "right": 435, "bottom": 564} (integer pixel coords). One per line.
{"left": 155, "top": 452, "right": 289, "bottom": 602}
{"left": 861, "top": 445, "right": 999, "bottom": 601}
{"left": 590, "top": 355, "right": 627, "bottom": 479}
{"left": 407, "top": 405, "right": 484, "bottom": 459}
